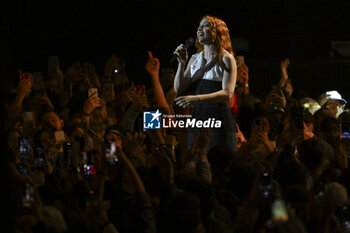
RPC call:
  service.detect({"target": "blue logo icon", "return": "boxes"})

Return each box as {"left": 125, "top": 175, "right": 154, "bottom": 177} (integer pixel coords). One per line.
{"left": 143, "top": 110, "right": 162, "bottom": 129}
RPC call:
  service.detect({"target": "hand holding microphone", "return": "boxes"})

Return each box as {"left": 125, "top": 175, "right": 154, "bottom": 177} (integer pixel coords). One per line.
{"left": 171, "top": 37, "right": 194, "bottom": 63}
{"left": 172, "top": 44, "right": 188, "bottom": 64}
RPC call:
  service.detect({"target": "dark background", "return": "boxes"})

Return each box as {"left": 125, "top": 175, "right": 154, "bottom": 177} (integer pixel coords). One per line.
{"left": 2, "top": 0, "right": 350, "bottom": 101}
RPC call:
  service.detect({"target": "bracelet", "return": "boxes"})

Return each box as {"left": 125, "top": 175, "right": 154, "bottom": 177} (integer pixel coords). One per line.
{"left": 244, "top": 83, "right": 249, "bottom": 87}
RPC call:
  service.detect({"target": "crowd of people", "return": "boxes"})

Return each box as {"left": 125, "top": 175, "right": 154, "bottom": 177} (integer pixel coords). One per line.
{"left": 4, "top": 15, "right": 350, "bottom": 233}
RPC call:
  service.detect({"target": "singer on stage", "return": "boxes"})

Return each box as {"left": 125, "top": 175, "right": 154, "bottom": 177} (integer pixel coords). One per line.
{"left": 174, "top": 15, "right": 237, "bottom": 153}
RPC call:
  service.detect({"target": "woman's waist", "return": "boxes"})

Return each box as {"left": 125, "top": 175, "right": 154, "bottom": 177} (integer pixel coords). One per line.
{"left": 194, "top": 79, "right": 222, "bottom": 94}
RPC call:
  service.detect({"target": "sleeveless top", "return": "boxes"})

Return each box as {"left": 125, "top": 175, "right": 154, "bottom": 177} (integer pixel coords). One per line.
{"left": 186, "top": 51, "right": 237, "bottom": 152}
{"left": 190, "top": 51, "right": 224, "bottom": 82}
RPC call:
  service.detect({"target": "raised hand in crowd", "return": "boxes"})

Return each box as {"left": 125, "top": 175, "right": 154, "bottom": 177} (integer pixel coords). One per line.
{"left": 145, "top": 50, "right": 160, "bottom": 78}
{"left": 17, "top": 71, "right": 33, "bottom": 98}
{"left": 265, "top": 89, "right": 287, "bottom": 113}
{"left": 145, "top": 50, "right": 172, "bottom": 114}
{"left": 279, "top": 58, "right": 290, "bottom": 88}
{"left": 83, "top": 92, "right": 102, "bottom": 116}
{"left": 280, "top": 58, "right": 293, "bottom": 99}
{"left": 8, "top": 71, "right": 33, "bottom": 123}
{"left": 129, "top": 84, "right": 150, "bottom": 110}
{"left": 117, "top": 84, "right": 149, "bottom": 132}
{"left": 236, "top": 123, "right": 247, "bottom": 149}
{"left": 237, "top": 64, "right": 249, "bottom": 90}
{"left": 265, "top": 58, "right": 292, "bottom": 113}
{"left": 231, "top": 63, "right": 250, "bottom": 112}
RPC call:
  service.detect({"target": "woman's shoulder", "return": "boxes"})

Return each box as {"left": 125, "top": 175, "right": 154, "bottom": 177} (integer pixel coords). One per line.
{"left": 220, "top": 52, "right": 235, "bottom": 67}
{"left": 221, "top": 51, "right": 234, "bottom": 60}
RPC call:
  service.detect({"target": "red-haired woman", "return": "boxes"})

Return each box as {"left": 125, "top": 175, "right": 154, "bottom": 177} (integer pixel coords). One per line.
{"left": 174, "top": 15, "right": 237, "bottom": 152}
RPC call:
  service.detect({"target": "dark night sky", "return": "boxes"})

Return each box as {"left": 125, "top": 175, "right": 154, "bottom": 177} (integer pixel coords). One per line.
{"left": 2, "top": 0, "right": 350, "bottom": 99}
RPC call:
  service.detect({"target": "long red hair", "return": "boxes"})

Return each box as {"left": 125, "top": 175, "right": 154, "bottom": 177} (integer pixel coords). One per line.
{"left": 195, "top": 15, "right": 234, "bottom": 56}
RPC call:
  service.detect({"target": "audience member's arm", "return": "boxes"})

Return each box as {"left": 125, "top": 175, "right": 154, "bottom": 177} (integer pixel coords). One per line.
{"left": 119, "top": 88, "right": 148, "bottom": 132}
{"left": 235, "top": 64, "right": 255, "bottom": 113}
{"left": 82, "top": 93, "right": 101, "bottom": 128}
{"left": 8, "top": 77, "right": 32, "bottom": 129}
{"left": 122, "top": 132, "right": 147, "bottom": 168}
{"left": 118, "top": 147, "right": 145, "bottom": 192}
{"left": 145, "top": 51, "right": 171, "bottom": 114}
{"left": 279, "top": 58, "right": 290, "bottom": 88}
{"left": 118, "top": 147, "right": 156, "bottom": 233}
{"left": 237, "top": 64, "right": 250, "bottom": 95}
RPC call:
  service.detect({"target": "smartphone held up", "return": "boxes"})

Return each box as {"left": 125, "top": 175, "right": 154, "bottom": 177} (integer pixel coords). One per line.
{"left": 82, "top": 151, "right": 96, "bottom": 178}
{"left": 88, "top": 88, "right": 98, "bottom": 98}
{"left": 22, "top": 182, "right": 35, "bottom": 209}
{"left": 105, "top": 140, "right": 119, "bottom": 165}
{"left": 19, "top": 137, "right": 31, "bottom": 163}
{"left": 20, "top": 73, "right": 31, "bottom": 81}
{"left": 342, "top": 122, "right": 350, "bottom": 138}
{"left": 63, "top": 142, "right": 72, "bottom": 169}
{"left": 271, "top": 199, "right": 289, "bottom": 223}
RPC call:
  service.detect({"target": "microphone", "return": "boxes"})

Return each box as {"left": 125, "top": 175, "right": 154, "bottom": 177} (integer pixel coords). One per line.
{"left": 171, "top": 37, "right": 195, "bottom": 62}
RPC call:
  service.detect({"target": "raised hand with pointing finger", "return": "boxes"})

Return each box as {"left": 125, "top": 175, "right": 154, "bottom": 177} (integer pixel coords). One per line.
{"left": 145, "top": 50, "right": 160, "bottom": 78}
{"left": 145, "top": 50, "right": 171, "bottom": 114}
